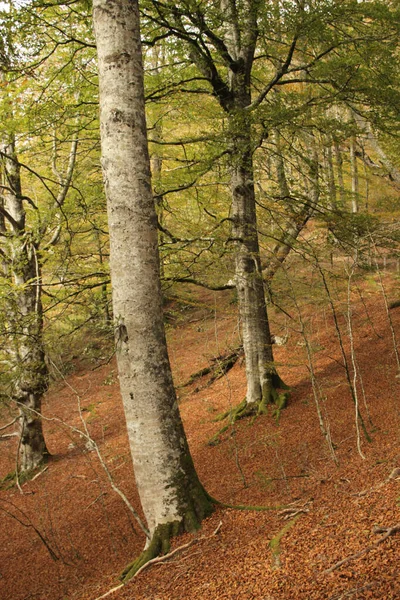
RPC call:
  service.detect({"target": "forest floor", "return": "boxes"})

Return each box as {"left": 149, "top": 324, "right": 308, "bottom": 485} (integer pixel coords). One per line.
{"left": 1, "top": 275, "right": 400, "bottom": 600}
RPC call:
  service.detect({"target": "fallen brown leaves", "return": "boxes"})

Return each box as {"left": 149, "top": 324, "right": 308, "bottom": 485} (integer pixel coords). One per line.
{"left": 1, "top": 285, "right": 400, "bottom": 600}
{"left": 322, "top": 523, "right": 400, "bottom": 576}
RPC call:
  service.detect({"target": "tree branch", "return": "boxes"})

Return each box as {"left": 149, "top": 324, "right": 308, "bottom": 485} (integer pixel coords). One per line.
{"left": 247, "top": 34, "right": 298, "bottom": 111}
{"left": 162, "top": 276, "right": 235, "bottom": 291}
{"left": 322, "top": 524, "right": 400, "bottom": 576}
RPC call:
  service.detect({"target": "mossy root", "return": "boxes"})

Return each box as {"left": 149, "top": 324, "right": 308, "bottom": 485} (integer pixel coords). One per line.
{"left": 269, "top": 514, "right": 302, "bottom": 568}
{"left": 121, "top": 521, "right": 181, "bottom": 583}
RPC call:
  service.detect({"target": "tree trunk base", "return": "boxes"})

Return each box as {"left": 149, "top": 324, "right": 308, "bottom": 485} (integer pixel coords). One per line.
{"left": 121, "top": 521, "right": 180, "bottom": 582}
{"left": 120, "top": 488, "right": 213, "bottom": 582}
{"left": 210, "top": 377, "right": 290, "bottom": 444}
{"left": 19, "top": 437, "right": 50, "bottom": 474}
{"left": 214, "top": 374, "right": 289, "bottom": 423}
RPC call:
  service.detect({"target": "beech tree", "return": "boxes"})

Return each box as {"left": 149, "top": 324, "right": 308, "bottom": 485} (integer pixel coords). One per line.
{"left": 0, "top": 5, "right": 82, "bottom": 469}
{"left": 0, "top": 127, "right": 78, "bottom": 471}
{"left": 92, "top": 0, "right": 212, "bottom": 577}
{"left": 0, "top": 132, "right": 50, "bottom": 471}
{"left": 136, "top": 0, "right": 400, "bottom": 417}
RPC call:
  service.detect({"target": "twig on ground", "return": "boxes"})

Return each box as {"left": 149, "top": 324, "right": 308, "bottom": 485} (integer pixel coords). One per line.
{"left": 280, "top": 507, "right": 310, "bottom": 519}
{"left": 278, "top": 498, "right": 312, "bottom": 520}
{"left": 92, "top": 583, "right": 124, "bottom": 600}
{"left": 92, "top": 521, "right": 223, "bottom": 600}
{"left": 328, "top": 582, "right": 375, "bottom": 599}
{"left": 85, "top": 492, "right": 107, "bottom": 511}
{"left": 133, "top": 520, "right": 223, "bottom": 579}
{"left": 0, "top": 416, "right": 21, "bottom": 431}
{"left": 0, "top": 432, "right": 18, "bottom": 440}
{"left": 352, "top": 466, "right": 400, "bottom": 497}
{"left": 322, "top": 523, "right": 400, "bottom": 575}
{"left": 30, "top": 466, "right": 48, "bottom": 482}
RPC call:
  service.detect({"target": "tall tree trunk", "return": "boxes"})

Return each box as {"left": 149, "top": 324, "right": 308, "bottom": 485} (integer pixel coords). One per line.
{"left": 221, "top": 1, "right": 284, "bottom": 412}
{"left": 147, "top": 0, "right": 287, "bottom": 415}
{"left": 333, "top": 139, "right": 346, "bottom": 206}
{"left": 350, "top": 136, "right": 359, "bottom": 213}
{"left": 230, "top": 118, "right": 278, "bottom": 409}
{"left": 93, "top": 0, "right": 212, "bottom": 575}
{"left": 0, "top": 138, "right": 49, "bottom": 471}
{"left": 325, "top": 142, "right": 336, "bottom": 209}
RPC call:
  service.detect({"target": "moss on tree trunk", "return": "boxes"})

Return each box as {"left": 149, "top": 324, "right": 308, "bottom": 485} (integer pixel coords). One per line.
{"left": 121, "top": 484, "right": 213, "bottom": 582}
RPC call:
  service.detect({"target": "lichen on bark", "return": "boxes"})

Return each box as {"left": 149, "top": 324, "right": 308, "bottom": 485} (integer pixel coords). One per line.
{"left": 93, "top": 0, "right": 213, "bottom": 579}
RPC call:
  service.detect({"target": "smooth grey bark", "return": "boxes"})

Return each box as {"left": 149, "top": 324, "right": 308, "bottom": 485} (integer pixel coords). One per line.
{"left": 333, "top": 139, "right": 346, "bottom": 206}
{"left": 92, "top": 0, "right": 211, "bottom": 557}
{"left": 350, "top": 136, "right": 359, "bottom": 213}
{"left": 183, "top": 0, "right": 286, "bottom": 409}
{"left": 0, "top": 138, "right": 49, "bottom": 472}
{"left": 0, "top": 114, "right": 77, "bottom": 471}
{"left": 230, "top": 117, "right": 277, "bottom": 406}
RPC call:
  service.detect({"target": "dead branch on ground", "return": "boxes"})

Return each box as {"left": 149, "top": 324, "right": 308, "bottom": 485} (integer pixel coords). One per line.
{"left": 352, "top": 466, "right": 400, "bottom": 497}
{"left": 278, "top": 498, "right": 313, "bottom": 520}
{"left": 322, "top": 523, "right": 400, "bottom": 575}
{"left": 92, "top": 521, "right": 223, "bottom": 600}
{"left": 179, "top": 346, "right": 243, "bottom": 389}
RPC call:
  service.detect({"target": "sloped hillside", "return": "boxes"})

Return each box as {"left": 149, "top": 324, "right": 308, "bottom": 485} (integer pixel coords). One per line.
{"left": 0, "top": 282, "right": 399, "bottom": 600}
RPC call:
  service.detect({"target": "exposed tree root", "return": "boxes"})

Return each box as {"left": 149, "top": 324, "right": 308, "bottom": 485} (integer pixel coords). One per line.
{"left": 269, "top": 514, "right": 303, "bottom": 568}
{"left": 120, "top": 495, "right": 285, "bottom": 585}
{"left": 322, "top": 523, "right": 400, "bottom": 575}
{"left": 0, "top": 464, "right": 49, "bottom": 491}
{"left": 120, "top": 520, "right": 222, "bottom": 584}
{"left": 121, "top": 521, "right": 181, "bottom": 582}
{"left": 134, "top": 521, "right": 222, "bottom": 580}
{"left": 214, "top": 389, "right": 289, "bottom": 425}
{"left": 92, "top": 583, "right": 124, "bottom": 600}
{"left": 120, "top": 483, "right": 213, "bottom": 583}
{"left": 94, "top": 523, "right": 223, "bottom": 599}
{"left": 213, "top": 398, "right": 252, "bottom": 423}
{"left": 210, "top": 374, "right": 290, "bottom": 444}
